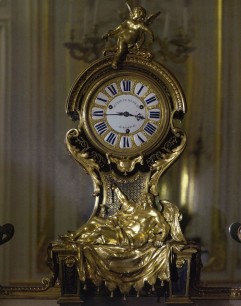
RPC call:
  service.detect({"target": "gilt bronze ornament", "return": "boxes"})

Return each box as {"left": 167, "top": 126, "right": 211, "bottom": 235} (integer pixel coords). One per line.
{"left": 102, "top": 5, "right": 160, "bottom": 69}
{"left": 48, "top": 4, "right": 197, "bottom": 304}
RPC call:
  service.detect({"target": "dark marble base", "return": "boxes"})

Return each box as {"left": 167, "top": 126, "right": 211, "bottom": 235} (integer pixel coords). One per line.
{"left": 57, "top": 296, "right": 166, "bottom": 306}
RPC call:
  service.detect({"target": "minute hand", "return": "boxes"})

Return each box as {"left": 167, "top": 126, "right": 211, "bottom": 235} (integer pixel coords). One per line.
{"left": 105, "top": 112, "right": 125, "bottom": 116}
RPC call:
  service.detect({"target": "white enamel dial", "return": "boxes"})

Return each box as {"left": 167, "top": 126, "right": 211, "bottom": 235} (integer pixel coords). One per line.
{"left": 106, "top": 94, "right": 145, "bottom": 134}
{"left": 85, "top": 74, "right": 170, "bottom": 156}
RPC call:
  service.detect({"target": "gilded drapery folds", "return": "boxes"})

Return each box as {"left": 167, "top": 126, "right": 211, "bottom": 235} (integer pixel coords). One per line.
{"left": 57, "top": 186, "right": 186, "bottom": 295}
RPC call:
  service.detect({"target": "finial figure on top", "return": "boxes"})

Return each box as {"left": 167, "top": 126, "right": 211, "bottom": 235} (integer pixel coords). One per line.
{"left": 102, "top": 3, "right": 160, "bottom": 69}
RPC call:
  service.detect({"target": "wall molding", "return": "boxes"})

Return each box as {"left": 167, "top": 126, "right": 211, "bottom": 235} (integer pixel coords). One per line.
{"left": 0, "top": 19, "right": 11, "bottom": 284}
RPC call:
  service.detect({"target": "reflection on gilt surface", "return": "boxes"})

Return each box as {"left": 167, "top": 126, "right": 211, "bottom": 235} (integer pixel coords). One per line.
{"left": 56, "top": 185, "right": 187, "bottom": 295}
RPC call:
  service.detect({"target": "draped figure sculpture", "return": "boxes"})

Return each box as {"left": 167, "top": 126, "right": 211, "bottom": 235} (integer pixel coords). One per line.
{"left": 60, "top": 186, "right": 186, "bottom": 295}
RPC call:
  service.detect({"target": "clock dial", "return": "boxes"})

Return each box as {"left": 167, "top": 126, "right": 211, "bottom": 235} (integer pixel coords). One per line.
{"left": 84, "top": 73, "right": 170, "bottom": 156}
{"left": 106, "top": 94, "right": 145, "bottom": 134}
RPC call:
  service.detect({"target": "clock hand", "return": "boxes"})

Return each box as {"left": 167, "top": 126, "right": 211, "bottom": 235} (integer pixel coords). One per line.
{"left": 115, "top": 111, "right": 145, "bottom": 120}
{"left": 134, "top": 113, "right": 145, "bottom": 121}
{"left": 121, "top": 112, "right": 145, "bottom": 120}
{"left": 105, "top": 112, "right": 134, "bottom": 117}
{"left": 105, "top": 112, "right": 145, "bottom": 120}
{"left": 105, "top": 112, "right": 125, "bottom": 116}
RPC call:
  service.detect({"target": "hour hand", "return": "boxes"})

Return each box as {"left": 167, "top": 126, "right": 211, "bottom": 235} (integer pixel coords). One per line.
{"left": 134, "top": 113, "right": 145, "bottom": 120}
{"left": 127, "top": 113, "right": 145, "bottom": 120}
{"left": 118, "top": 111, "right": 145, "bottom": 120}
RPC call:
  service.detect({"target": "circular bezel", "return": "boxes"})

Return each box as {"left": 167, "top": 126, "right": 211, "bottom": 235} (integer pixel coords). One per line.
{"left": 66, "top": 55, "right": 186, "bottom": 157}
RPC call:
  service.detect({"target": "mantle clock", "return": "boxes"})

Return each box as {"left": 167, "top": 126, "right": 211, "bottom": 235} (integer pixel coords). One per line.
{"left": 48, "top": 5, "right": 198, "bottom": 305}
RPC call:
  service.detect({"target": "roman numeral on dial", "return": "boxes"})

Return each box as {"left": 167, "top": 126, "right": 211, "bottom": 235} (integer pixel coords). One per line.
{"left": 95, "top": 92, "right": 109, "bottom": 106}
{"left": 134, "top": 132, "right": 147, "bottom": 146}
{"left": 134, "top": 83, "right": 148, "bottom": 97}
{"left": 121, "top": 80, "right": 132, "bottom": 92}
{"left": 144, "top": 122, "right": 157, "bottom": 136}
{"left": 145, "top": 93, "right": 158, "bottom": 106}
{"left": 120, "top": 136, "right": 132, "bottom": 148}
{"left": 148, "top": 109, "right": 161, "bottom": 120}
{"left": 94, "top": 122, "right": 108, "bottom": 135}
{"left": 104, "top": 132, "right": 118, "bottom": 145}
{"left": 92, "top": 108, "right": 104, "bottom": 119}
{"left": 105, "top": 83, "right": 118, "bottom": 97}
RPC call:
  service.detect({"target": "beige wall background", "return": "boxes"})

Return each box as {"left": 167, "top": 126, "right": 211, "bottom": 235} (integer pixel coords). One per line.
{"left": 0, "top": 0, "right": 240, "bottom": 287}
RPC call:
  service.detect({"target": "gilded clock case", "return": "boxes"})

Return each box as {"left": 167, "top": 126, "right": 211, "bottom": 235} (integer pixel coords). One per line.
{"left": 66, "top": 54, "right": 186, "bottom": 157}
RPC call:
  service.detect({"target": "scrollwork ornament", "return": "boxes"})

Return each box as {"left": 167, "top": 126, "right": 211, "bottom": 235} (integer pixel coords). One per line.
{"left": 66, "top": 128, "right": 102, "bottom": 196}
{"left": 147, "top": 128, "right": 186, "bottom": 195}
{"left": 0, "top": 278, "right": 51, "bottom": 296}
